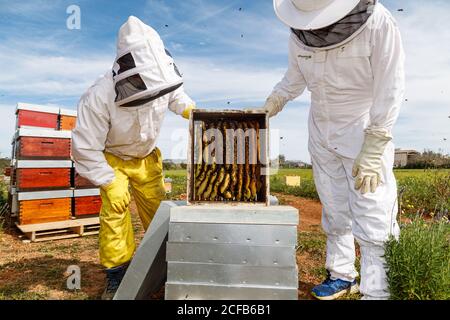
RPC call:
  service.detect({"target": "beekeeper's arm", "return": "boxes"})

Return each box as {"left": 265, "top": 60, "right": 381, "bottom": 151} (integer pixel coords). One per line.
{"left": 367, "top": 14, "right": 405, "bottom": 137}
{"left": 352, "top": 15, "right": 405, "bottom": 193}
{"left": 169, "top": 85, "right": 196, "bottom": 119}
{"left": 264, "top": 35, "right": 308, "bottom": 117}
{"left": 72, "top": 92, "right": 115, "bottom": 187}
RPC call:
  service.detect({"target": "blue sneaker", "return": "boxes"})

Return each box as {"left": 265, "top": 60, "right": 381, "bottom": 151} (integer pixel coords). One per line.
{"left": 311, "top": 272, "right": 359, "bottom": 300}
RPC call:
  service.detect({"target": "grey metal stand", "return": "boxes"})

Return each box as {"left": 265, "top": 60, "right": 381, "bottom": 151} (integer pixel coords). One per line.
{"left": 114, "top": 196, "right": 299, "bottom": 300}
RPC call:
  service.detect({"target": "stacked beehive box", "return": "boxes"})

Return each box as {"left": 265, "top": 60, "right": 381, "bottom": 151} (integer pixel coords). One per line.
{"left": 9, "top": 103, "right": 101, "bottom": 242}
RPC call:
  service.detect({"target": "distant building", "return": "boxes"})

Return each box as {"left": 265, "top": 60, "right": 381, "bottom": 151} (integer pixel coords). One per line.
{"left": 284, "top": 160, "right": 310, "bottom": 168}
{"left": 394, "top": 149, "right": 420, "bottom": 167}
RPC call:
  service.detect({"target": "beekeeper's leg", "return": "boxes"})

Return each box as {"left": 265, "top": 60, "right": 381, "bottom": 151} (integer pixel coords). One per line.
{"left": 129, "top": 148, "right": 166, "bottom": 231}
{"left": 344, "top": 143, "right": 400, "bottom": 300}
{"left": 99, "top": 153, "right": 136, "bottom": 269}
{"left": 311, "top": 148, "right": 359, "bottom": 282}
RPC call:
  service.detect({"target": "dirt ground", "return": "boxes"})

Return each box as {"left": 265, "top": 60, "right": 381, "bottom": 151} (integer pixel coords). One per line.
{"left": 0, "top": 194, "right": 359, "bottom": 300}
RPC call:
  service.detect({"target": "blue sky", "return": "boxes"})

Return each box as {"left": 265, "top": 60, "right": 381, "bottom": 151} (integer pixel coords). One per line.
{"left": 0, "top": 0, "right": 449, "bottom": 161}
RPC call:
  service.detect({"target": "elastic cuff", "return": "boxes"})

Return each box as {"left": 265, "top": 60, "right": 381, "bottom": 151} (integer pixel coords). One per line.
{"left": 182, "top": 104, "right": 195, "bottom": 119}
{"left": 101, "top": 179, "right": 115, "bottom": 190}
{"left": 364, "top": 127, "right": 392, "bottom": 140}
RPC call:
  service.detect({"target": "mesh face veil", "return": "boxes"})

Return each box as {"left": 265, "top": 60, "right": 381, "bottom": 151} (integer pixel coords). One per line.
{"left": 292, "top": 0, "right": 377, "bottom": 48}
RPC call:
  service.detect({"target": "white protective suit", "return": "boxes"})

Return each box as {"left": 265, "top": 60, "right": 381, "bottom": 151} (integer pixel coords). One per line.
{"left": 270, "top": 3, "right": 405, "bottom": 299}
{"left": 72, "top": 16, "right": 194, "bottom": 187}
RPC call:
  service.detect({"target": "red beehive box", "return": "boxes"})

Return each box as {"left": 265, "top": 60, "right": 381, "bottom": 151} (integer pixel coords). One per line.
{"left": 73, "top": 189, "right": 102, "bottom": 217}
{"left": 74, "top": 171, "right": 96, "bottom": 188}
{"left": 3, "top": 167, "right": 11, "bottom": 177}
{"left": 15, "top": 160, "right": 72, "bottom": 191}
{"left": 15, "top": 128, "right": 71, "bottom": 159}
{"left": 59, "top": 108, "right": 77, "bottom": 131}
{"left": 17, "top": 190, "right": 72, "bottom": 225}
{"left": 16, "top": 103, "right": 59, "bottom": 129}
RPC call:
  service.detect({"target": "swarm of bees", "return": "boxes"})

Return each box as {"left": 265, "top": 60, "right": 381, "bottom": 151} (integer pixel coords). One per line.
{"left": 192, "top": 118, "right": 265, "bottom": 203}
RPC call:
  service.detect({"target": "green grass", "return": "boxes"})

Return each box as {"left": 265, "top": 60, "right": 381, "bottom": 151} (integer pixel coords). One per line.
{"left": 394, "top": 168, "right": 450, "bottom": 178}
{"left": 163, "top": 169, "right": 186, "bottom": 177}
{"left": 0, "top": 284, "right": 48, "bottom": 300}
{"left": 385, "top": 218, "right": 450, "bottom": 300}
{"left": 297, "top": 231, "right": 326, "bottom": 258}
{"left": 270, "top": 168, "right": 314, "bottom": 179}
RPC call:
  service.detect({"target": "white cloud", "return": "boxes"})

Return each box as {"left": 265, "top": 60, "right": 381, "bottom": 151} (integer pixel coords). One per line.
{"left": 392, "top": 2, "right": 450, "bottom": 154}
{"left": 0, "top": 44, "right": 112, "bottom": 97}
{"left": 179, "top": 57, "right": 302, "bottom": 103}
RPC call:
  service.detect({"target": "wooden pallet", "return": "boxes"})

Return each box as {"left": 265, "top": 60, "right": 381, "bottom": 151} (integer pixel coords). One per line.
{"left": 16, "top": 216, "right": 100, "bottom": 242}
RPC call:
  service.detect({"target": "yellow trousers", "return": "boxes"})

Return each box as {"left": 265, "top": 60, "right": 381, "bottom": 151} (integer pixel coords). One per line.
{"left": 99, "top": 148, "right": 166, "bottom": 268}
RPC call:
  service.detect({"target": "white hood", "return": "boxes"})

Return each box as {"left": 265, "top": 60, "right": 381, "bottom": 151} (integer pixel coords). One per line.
{"left": 112, "top": 16, "right": 183, "bottom": 107}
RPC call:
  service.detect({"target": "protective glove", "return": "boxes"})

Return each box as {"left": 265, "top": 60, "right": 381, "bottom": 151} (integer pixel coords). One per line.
{"left": 182, "top": 104, "right": 195, "bottom": 120}
{"left": 247, "top": 94, "right": 288, "bottom": 117}
{"left": 352, "top": 130, "right": 391, "bottom": 194}
{"left": 101, "top": 178, "right": 131, "bottom": 213}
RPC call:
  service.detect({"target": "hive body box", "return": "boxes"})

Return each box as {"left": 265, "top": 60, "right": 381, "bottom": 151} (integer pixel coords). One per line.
{"left": 73, "top": 189, "right": 102, "bottom": 217}
{"left": 16, "top": 190, "right": 72, "bottom": 225}
{"left": 187, "top": 109, "right": 270, "bottom": 205}
{"left": 74, "top": 171, "right": 96, "bottom": 188}
{"left": 165, "top": 205, "right": 299, "bottom": 300}
{"left": 59, "top": 108, "right": 77, "bottom": 131}
{"left": 14, "top": 160, "right": 72, "bottom": 191}
{"left": 16, "top": 103, "right": 59, "bottom": 130}
{"left": 15, "top": 128, "right": 72, "bottom": 160}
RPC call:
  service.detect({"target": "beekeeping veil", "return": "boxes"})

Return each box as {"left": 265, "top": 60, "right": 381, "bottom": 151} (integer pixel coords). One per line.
{"left": 292, "top": 0, "right": 377, "bottom": 48}
{"left": 112, "top": 16, "right": 183, "bottom": 107}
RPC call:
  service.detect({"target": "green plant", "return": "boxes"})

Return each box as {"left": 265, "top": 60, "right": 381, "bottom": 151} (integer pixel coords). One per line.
{"left": 398, "top": 170, "right": 450, "bottom": 217}
{"left": 297, "top": 231, "right": 326, "bottom": 257}
{"left": 0, "top": 180, "right": 8, "bottom": 232}
{"left": 0, "top": 180, "right": 7, "bottom": 207}
{"left": 384, "top": 218, "right": 450, "bottom": 300}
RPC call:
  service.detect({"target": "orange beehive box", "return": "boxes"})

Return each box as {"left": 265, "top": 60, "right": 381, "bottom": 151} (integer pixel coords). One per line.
{"left": 73, "top": 189, "right": 102, "bottom": 217}
{"left": 17, "top": 190, "right": 72, "bottom": 225}
{"left": 16, "top": 103, "right": 59, "bottom": 129}
{"left": 15, "top": 128, "right": 71, "bottom": 159}
{"left": 15, "top": 160, "right": 72, "bottom": 191}
{"left": 59, "top": 108, "right": 77, "bottom": 131}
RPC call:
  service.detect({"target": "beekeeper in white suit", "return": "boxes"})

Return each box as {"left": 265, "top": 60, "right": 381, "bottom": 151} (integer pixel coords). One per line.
{"left": 262, "top": 0, "right": 405, "bottom": 299}
{"left": 72, "top": 16, "right": 195, "bottom": 299}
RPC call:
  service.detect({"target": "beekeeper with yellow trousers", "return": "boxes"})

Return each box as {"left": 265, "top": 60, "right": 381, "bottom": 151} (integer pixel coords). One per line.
{"left": 261, "top": 0, "right": 405, "bottom": 299}
{"left": 72, "top": 16, "right": 195, "bottom": 299}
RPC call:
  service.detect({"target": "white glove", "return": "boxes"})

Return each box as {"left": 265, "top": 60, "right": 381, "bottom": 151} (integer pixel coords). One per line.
{"left": 263, "top": 94, "right": 288, "bottom": 117}
{"left": 352, "top": 130, "right": 391, "bottom": 194}
{"left": 245, "top": 94, "right": 288, "bottom": 117}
